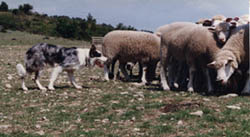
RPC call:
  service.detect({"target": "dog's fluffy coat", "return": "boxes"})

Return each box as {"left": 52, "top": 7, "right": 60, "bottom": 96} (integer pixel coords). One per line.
{"left": 16, "top": 43, "right": 107, "bottom": 91}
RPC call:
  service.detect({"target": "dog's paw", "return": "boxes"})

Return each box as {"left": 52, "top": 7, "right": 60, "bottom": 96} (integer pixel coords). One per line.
{"left": 22, "top": 87, "right": 28, "bottom": 91}
{"left": 75, "top": 85, "right": 82, "bottom": 89}
{"left": 48, "top": 87, "right": 55, "bottom": 91}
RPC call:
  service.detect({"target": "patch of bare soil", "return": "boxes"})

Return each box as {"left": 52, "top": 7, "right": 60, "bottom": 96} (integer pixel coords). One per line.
{"left": 160, "top": 101, "right": 201, "bottom": 113}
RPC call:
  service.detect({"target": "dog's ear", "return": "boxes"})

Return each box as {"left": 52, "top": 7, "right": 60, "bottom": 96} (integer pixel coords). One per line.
{"left": 89, "top": 45, "right": 96, "bottom": 57}
{"left": 91, "top": 44, "right": 96, "bottom": 51}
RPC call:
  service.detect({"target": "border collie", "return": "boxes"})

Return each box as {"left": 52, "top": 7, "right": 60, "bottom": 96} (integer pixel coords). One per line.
{"left": 16, "top": 43, "right": 107, "bottom": 91}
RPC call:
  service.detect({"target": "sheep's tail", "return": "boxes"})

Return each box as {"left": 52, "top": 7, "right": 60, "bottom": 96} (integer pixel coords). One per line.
{"left": 16, "top": 64, "right": 27, "bottom": 78}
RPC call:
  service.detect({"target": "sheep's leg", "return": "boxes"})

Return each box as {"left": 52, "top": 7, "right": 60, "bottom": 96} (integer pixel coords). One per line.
{"left": 116, "top": 64, "right": 121, "bottom": 80}
{"left": 173, "top": 62, "right": 183, "bottom": 89}
{"left": 104, "top": 63, "right": 110, "bottom": 81}
{"left": 34, "top": 71, "right": 47, "bottom": 91}
{"left": 110, "top": 59, "right": 117, "bottom": 79}
{"left": 242, "top": 70, "right": 250, "bottom": 94}
{"left": 141, "top": 66, "right": 147, "bottom": 84}
{"left": 120, "top": 63, "right": 130, "bottom": 81}
{"left": 67, "top": 70, "right": 82, "bottom": 89}
{"left": 160, "top": 46, "right": 170, "bottom": 91}
{"left": 138, "top": 62, "right": 143, "bottom": 79}
{"left": 187, "top": 65, "right": 196, "bottom": 93}
{"left": 205, "top": 68, "right": 213, "bottom": 93}
{"left": 167, "top": 60, "right": 175, "bottom": 88}
{"left": 48, "top": 66, "right": 63, "bottom": 90}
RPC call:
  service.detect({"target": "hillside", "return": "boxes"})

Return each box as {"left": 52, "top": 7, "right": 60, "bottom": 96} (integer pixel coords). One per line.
{"left": 0, "top": 30, "right": 89, "bottom": 46}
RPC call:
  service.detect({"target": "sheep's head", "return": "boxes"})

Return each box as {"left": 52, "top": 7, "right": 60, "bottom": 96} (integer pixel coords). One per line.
{"left": 208, "top": 56, "right": 238, "bottom": 85}
{"left": 208, "top": 18, "right": 236, "bottom": 44}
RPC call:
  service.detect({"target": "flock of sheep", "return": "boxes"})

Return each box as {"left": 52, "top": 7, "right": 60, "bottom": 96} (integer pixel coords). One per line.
{"left": 100, "top": 14, "right": 249, "bottom": 95}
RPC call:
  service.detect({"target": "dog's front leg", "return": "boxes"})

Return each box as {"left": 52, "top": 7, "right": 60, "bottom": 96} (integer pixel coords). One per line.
{"left": 48, "top": 66, "right": 63, "bottom": 90}
{"left": 34, "top": 71, "right": 47, "bottom": 91}
{"left": 67, "top": 70, "right": 82, "bottom": 89}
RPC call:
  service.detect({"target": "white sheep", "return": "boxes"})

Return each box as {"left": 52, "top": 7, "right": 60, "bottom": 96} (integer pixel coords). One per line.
{"left": 208, "top": 24, "right": 249, "bottom": 94}
{"left": 102, "top": 30, "right": 161, "bottom": 83}
{"left": 157, "top": 22, "right": 225, "bottom": 93}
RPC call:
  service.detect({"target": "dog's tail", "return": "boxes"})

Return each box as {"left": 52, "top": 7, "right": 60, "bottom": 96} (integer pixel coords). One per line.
{"left": 16, "top": 64, "right": 27, "bottom": 78}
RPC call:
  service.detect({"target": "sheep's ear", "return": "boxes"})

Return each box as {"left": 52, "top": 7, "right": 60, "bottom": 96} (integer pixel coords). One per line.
{"left": 155, "top": 32, "right": 162, "bottom": 37}
{"left": 228, "top": 59, "right": 238, "bottom": 69}
{"left": 225, "top": 18, "right": 233, "bottom": 22}
{"left": 208, "top": 27, "right": 216, "bottom": 33}
{"left": 207, "top": 61, "right": 217, "bottom": 68}
{"left": 203, "top": 20, "right": 212, "bottom": 26}
{"left": 234, "top": 17, "right": 239, "bottom": 21}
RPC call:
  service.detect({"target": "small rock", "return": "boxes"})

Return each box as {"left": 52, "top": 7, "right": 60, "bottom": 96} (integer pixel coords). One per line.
{"left": 7, "top": 75, "right": 13, "bottom": 80}
{"left": 0, "top": 125, "right": 11, "bottom": 129}
{"left": 190, "top": 110, "right": 203, "bottom": 117}
{"left": 219, "top": 93, "right": 238, "bottom": 98}
{"left": 131, "top": 117, "right": 136, "bottom": 121}
{"left": 5, "top": 84, "right": 12, "bottom": 89}
{"left": 133, "top": 128, "right": 140, "bottom": 132}
{"left": 203, "top": 98, "right": 211, "bottom": 101}
{"left": 41, "top": 116, "right": 49, "bottom": 121}
{"left": 36, "top": 130, "right": 45, "bottom": 135}
{"left": 138, "top": 98, "right": 143, "bottom": 101}
{"left": 35, "top": 124, "right": 41, "bottom": 129}
{"left": 120, "top": 92, "right": 129, "bottom": 95}
{"left": 102, "top": 118, "right": 109, "bottom": 123}
{"left": 131, "top": 82, "right": 144, "bottom": 86}
{"left": 226, "top": 105, "right": 241, "bottom": 110}
{"left": 177, "top": 120, "right": 183, "bottom": 126}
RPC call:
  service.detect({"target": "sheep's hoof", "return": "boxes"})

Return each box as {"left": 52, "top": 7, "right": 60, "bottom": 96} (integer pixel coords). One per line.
{"left": 187, "top": 87, "right": 194, "bottom": 93}
{"left": 174, "top": 83, "right": 179, "bottom": 89}
{"left": 109, "top": 73, "right": 114, "bottom": 79}
{"left": 241, "top": 91, "right": 250, "bottom": 96}
{"left": 137, "top": 82, "right": 146, "bottom": 86}
{"left": 162, "top": 85, "right": 170, "bottom": 91}
{"left": 104, "top": 78, "right": 110, "bottom": 81}
{"left": 41, "top": 88, "right": 47, "bottom": 91}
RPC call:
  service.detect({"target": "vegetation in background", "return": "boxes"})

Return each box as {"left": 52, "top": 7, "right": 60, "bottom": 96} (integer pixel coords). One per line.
{"left": 0, "top": 1, "right": 137, "bottom": 41}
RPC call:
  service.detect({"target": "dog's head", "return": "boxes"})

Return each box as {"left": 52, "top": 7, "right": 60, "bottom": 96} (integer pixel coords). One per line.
{"left": 89, "top": 45, "right": 107, "bottom": 68}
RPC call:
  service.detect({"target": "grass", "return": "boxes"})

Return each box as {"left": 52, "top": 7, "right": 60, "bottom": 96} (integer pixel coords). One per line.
{"left": 0, "top": 30, "right": 250, "bottom": 136}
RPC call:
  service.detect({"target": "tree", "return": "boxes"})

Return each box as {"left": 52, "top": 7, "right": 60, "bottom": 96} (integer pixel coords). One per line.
{"left": 55, "top": 17, "right": 79, "bottom": 39}
{"left": 19, "top": 3, "right": 33, "bottom": 15}
{"left": 12, "top": 9, "right": 19, "bottom": 15}
{"left": 0, "top": 1, "right": 8, "bottom": 11}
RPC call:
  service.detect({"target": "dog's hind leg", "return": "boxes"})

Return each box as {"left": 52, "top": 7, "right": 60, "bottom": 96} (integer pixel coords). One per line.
{"left": 48, "top": 66, "right": 63, "bottom": 90}
{"left": 34, "top": 71, "right": 47, "bottom": 91}
{"left": 16, "top": 64, "right": 28, "bottom": 91}
{"left": 67, "top": 70, "right": 82, "bottom": 89}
